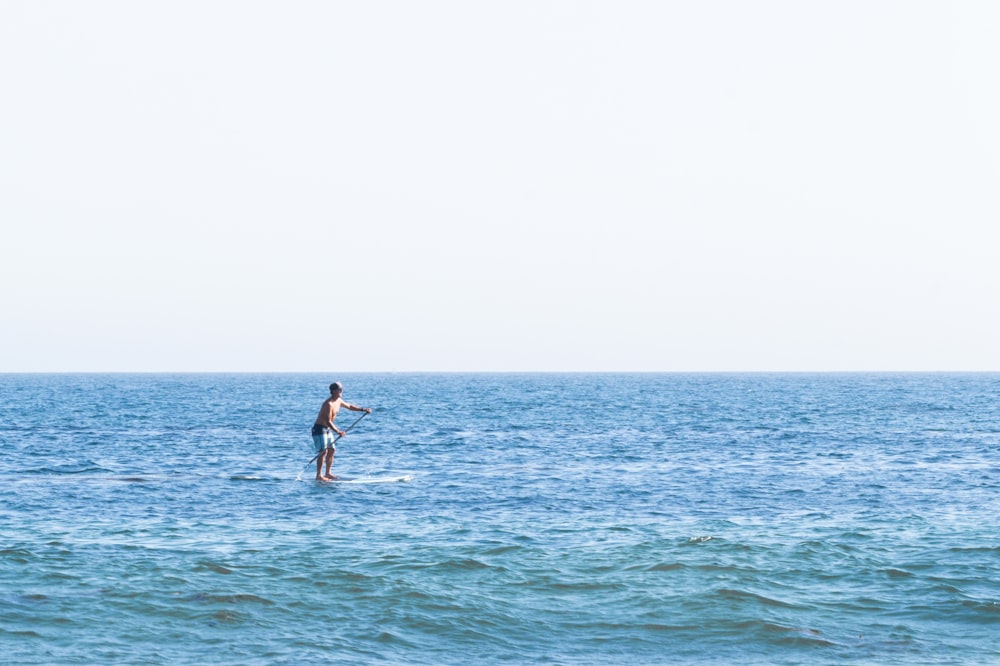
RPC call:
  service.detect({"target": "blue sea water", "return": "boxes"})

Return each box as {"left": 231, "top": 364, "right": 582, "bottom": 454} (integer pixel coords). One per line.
{"left": 1, "top": 373, "right": 998, "bottom": 665}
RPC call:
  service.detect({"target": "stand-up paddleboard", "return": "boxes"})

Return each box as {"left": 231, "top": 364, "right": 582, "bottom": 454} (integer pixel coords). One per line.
{"left": 331, "top": 474, "right": 413, "bottom": 484}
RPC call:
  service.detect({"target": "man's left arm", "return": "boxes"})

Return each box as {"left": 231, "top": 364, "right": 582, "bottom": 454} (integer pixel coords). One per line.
{"left": 344, "top": 401, "right": 373, "bottom": 414}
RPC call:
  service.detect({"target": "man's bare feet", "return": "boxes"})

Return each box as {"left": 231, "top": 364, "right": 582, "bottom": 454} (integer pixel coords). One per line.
{"left": 324, "top": 474, "right": 339, "bottom": 481}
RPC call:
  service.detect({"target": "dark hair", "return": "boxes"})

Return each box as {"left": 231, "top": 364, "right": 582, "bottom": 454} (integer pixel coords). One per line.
{"left": 329, "top": 382, "right": 343, "bottom": 394}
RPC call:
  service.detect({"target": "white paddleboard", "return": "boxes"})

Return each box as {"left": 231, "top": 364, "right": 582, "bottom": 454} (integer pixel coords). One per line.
{"left": 333, "top": 474, "right": 413, "bottom": 484}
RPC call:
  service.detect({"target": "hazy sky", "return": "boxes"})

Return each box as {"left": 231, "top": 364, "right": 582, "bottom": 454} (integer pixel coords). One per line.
{"left": 2, "top": 1, "right": 998, "bottom": 372}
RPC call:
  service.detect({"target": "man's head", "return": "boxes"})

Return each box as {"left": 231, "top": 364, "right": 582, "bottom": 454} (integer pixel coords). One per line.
{"left": 329, "top": 382, "right": 343, "bottom": 396}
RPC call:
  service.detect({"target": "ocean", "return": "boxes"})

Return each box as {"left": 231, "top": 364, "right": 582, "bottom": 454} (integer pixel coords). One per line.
{"left": 1, "top": 373, "right": 998, "bottom": 664}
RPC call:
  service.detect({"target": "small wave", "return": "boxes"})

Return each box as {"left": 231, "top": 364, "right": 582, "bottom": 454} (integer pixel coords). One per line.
{"left": 549, "top": 581, "right": 625, "bottom": 592}
{"left": 25, "top": 465, "right": 112, "bottom": 476}
{"left": 191, "top": 593, "right": 274, "bottom": 606}
{"left": 716, "top": 588, "right": 804, "bottom": 609}
{"left": 195, "top": 562, "right": 233, "bottom": 575}
{"left": 646, "top": 562, "right": 685, "bottom": 572}
{"left": 229, "top": 474, "right": 275, "bottom": 482}
{"left": 0, "top": 628, "right": 42, "bottom": 638}
{"left": 882, "top": 568, "right": 914, "bottom": 578}
{"left": 208, "top": 609, "right": 247, "bottom": 624}
{"left": 0, "top": 594, "right": 52, "bottom": 616}
{"left": 961, "top": 599, "right": 1000, "bottom": 614}
{"left": 732, "top": 620, "right": 837, "bottom": 647}
{"left": 430, "top": 558, "right": 493, "bottom": 572}
{"left": 948, "top": 545, "right": 1000, "bottom": 555}
{"left": 640, "top": 623, "right": 701, "bottom": 632}
{"left": 371, "top": 629, "right": 425, "bottom": 649}
{"left": 0, "top": 548, "right": 35, "bottom": 563}
{"left": 480, "top": 544, "right": 524, "bottom": 556}
{"left": 771, "top": 633, "right": 838, "bottom": 648}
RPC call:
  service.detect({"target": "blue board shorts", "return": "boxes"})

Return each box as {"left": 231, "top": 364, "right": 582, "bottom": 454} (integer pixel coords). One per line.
{"left": 311, "top": 424, "right": 336, "bottom": 453}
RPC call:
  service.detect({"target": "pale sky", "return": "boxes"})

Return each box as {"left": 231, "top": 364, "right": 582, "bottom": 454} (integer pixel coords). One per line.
{"left": 2, "top": 1, "right": 999, "bottom": 372}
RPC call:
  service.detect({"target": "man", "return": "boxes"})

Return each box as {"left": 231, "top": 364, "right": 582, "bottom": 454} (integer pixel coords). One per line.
{"left": 311, "top": 382, "right": 372, "bottom": 481}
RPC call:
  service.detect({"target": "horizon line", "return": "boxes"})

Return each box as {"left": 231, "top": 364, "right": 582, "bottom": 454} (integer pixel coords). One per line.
{"left": 3, "top": 369, "right": 999, "bottom": 375}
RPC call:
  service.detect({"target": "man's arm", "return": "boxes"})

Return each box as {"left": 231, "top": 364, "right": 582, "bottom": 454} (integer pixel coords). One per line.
{"left": 332, "top": 401, "right": 370, "bottom": 437}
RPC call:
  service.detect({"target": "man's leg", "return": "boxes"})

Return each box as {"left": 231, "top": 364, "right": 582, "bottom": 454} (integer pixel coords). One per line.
{"left": 316, "top": 451, "right": 326, "bottom": 481}
{"left": 324, "top": 448, "right": 337, "bottom": 480}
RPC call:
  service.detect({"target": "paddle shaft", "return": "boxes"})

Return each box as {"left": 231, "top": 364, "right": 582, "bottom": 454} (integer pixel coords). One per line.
{"left": 308, "top": 411, "right": 369, "bottom": 464}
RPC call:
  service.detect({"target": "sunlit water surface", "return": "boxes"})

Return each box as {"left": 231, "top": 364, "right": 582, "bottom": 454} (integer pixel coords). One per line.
{"left": 1, "top": 373, "right": 998, "bottom": 664}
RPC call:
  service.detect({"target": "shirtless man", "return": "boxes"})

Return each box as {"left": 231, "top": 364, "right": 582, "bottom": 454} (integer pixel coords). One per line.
{"left": 311, "top": 382, "right": 372, "bottom": 481}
